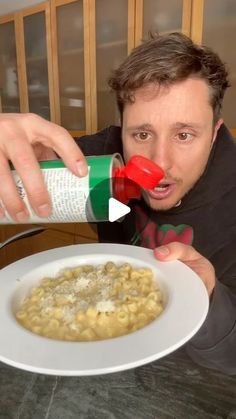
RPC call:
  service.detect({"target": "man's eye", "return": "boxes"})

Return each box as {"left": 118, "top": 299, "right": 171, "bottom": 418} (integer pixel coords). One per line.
{"left": 134, "top": 132, "right": 150, "bottom": 141}
{"left": 177, "top": 132, "right": 193, "bottom": 141}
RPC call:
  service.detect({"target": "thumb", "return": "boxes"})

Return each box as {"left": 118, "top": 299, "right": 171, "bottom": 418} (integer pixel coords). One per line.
{"left": 154, "top": 242, "right": 200, "bottom": 262}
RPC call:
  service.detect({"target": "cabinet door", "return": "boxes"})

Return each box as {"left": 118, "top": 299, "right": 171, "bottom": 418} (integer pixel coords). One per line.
{"left": 51, "top": 0, "right": 89, "bottom": 136}
{"left": 202, "top": 0, "right": 236, "bottom": 134}
{"left": 21, "top": 3, "right": 55, "bottom": 120}
{"left": 0, "top": 16, "right": 20, "bottom": 113}
{"left": 135, "top": 0, "right": 188, "bottom": 44}
{"left": 92, "top": 0, "right": 135, "bottom": 131}
{"left": 0, "top": 223, "right": 98, "bottom": 269}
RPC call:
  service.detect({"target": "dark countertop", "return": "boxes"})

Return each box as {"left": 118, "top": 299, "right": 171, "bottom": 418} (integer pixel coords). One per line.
{"left": 0, "top": 348, "right": 235, "bottom": 419}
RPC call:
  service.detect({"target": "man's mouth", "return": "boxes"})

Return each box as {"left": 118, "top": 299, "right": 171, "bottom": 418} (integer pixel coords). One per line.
{"left": 146, "top": 181, "right": 176, "bottom": 200}
{"left": 155, "top": 183, "right": 170, "bottom": 191}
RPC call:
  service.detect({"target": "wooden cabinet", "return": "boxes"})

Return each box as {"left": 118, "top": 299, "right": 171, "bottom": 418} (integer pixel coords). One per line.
{"left": 134, "top": 0, "right": 190, "bottom": 43}
{"left": 51, "top": 0, "right": 90, "bottom": 135}
{"left": 0, "top": 3, "right": 55, "bottom": 120}
{"left": 0, "top": 0, "right": 194, "bottom": 135}
{"left": 51, "top": 0, "right": 136, "bottom": 135}
{"left": 92, "top": 0, "right": 135, "bottom": 131}
{"left": 0, "top": 222, "right": 98, "bottom": 269}
{"left": 201, "top": 0, "right": 236, "bottom": 137}
{"left": 181, "top": 0, "right": 236, "bottom": 137}
{"left": 0, "top": 15, "right": 20, "bottom": 113}
{"left": 20, "top": 4, "right": 55, "bottom": 121}
{"left": 133, "top": 0, "right": 236, "bottom": 137}
{"left": 0, "top": 0, "right": 135, "bottom": 136}
{"left": 0, "top": 0, "right": 235, "bottom": 134}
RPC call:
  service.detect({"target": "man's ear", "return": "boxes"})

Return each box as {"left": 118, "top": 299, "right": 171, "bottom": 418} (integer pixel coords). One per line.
{"left": 212, "top": 118, "right": 224, "bottom": 144}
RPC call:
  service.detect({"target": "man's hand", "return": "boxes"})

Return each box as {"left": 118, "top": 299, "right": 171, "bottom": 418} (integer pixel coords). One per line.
{"left": 154, "top": 242, "right": 216, "bottom": 296}
{"left": 0, "top": 113, "right": 87, "bottom": 222}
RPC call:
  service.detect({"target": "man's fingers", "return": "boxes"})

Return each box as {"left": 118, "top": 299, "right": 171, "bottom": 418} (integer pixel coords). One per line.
{"left": 26, "top": 115, "right": 88, "bottom": 176}
{"left": 33, "top": 143, "right": 58, "bottom": 161}
{"left": 0, "top": 113, "right": 88, "bottom": 221}
{"left": 0, "top": 150, "right": 30, "bottom": 221}
{"left": 3, "top": 136, "right": 52, "bottom": 218}
{"left": 0, "top": 205, "right": 5, "bottom": 219}
{"left": 1, "top": 113, "right": 88, "bottom": 176}
{"left": 154, "top": 242, "right": 201, "bottom": 262}
{"left": 154, "top": 242, "right": 216, "bottom": 296}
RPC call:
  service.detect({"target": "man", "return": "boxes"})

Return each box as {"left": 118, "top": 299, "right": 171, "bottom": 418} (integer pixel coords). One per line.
{"left": 0, "top": 33, "right": 235, "bottom": 374}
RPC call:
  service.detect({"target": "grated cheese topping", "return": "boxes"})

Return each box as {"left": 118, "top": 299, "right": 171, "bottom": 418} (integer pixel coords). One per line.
{"left": 38, "top": 265, "right": 118, "bottom": 323}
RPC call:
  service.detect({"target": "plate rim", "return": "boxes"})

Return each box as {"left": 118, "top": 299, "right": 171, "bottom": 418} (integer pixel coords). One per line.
{"left": 0, "top": 243, "right": 209, "bottom": 376}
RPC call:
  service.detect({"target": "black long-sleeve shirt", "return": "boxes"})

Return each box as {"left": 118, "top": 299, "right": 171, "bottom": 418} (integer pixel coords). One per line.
{"left": 75, "top": 124, "right": 236, "bottom": 375}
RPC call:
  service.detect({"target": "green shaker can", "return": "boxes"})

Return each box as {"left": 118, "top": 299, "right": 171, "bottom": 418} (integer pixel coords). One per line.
{"left": 3, "top": 154, "right": 123, "bottom": 224}
{"left": 2, "top": 154, "right": 164, "bottom": 224}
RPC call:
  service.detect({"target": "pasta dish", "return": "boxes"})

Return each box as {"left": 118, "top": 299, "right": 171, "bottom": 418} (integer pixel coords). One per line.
{"left": 15, "top": 261, "right": 164, "bottom": 341}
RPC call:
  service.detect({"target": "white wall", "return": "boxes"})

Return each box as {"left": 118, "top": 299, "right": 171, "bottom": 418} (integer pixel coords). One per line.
{"left": 0, "top": 0, "right": 44, "bottom": 16}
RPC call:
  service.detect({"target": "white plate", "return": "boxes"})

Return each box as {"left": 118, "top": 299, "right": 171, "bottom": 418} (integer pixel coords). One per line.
{"left": 0, "top": 243, "right": 209, "bottom": 376}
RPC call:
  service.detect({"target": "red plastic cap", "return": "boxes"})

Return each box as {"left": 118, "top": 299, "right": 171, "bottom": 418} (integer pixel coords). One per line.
{"left": 113, "top": 155, "right": 164, "bottom": 203}
{"left": 124, "top": 155, "right": 164, "bottom": 189}
{"left": 113, "top": 177, "right": 141, "bottom": 204}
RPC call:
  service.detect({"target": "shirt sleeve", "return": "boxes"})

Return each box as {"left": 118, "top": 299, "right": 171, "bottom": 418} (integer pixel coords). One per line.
{"left": 74, "top": 126, "right": 122, "bottom": 156}
{"left": 186, "top": 266, "right": 236, "bottom": 375}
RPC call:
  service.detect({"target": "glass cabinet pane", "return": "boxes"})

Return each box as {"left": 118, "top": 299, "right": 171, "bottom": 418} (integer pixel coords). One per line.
{"left": 56, "top": 1, "right": 85, "bottom": 131}
{"left": 142, "top": 0, "right": 183, "bottom": 38}
{"left": 0, "top": 21, "right": 20, "bottom": 113}
{"left": 202, "top": 0, "right": 236, "bottom": 128}
{"left": 95, "top": 0, "right": 128, "bottom": 130}
{"left": 24, "top": 12, "right": 50, "bottom": 120}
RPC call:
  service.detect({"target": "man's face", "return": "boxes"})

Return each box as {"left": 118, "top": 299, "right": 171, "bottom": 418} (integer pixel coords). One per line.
{"left": 122, "top": 78, "right": 223, "bottom": 211}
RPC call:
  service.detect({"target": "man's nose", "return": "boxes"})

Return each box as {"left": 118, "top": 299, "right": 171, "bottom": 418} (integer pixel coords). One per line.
{"left": 151, "top": 143, "right": 172, "bottom": 171}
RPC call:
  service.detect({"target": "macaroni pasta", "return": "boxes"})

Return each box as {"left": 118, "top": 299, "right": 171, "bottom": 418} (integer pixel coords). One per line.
{"left": 15, "top": 261, "right": 164, "bottom": 341}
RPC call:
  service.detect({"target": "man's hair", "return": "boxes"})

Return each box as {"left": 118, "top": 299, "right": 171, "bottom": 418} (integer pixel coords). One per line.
{"left": 108, "top": 32, "right": 230, "bottom": 122}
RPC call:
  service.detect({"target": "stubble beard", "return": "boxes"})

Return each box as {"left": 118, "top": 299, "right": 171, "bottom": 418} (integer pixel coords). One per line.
{"left": 141, "top": 175, "right": 202, "bottom": 212}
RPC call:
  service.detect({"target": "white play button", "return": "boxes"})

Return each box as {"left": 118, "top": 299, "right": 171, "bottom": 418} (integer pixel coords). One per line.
{"left": 108, "top": 198, "right": 130, "bottom": 222}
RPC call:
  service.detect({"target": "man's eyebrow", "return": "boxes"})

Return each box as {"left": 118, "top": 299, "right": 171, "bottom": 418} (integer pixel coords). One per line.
{"left": 171, "top": 122, "right": 202, "bottom": 130}
{"left": 125, "top": 122, "right": 203, "bottom": 131}
{"left": 125, "top": 124, "right": 154, "bottom": 131}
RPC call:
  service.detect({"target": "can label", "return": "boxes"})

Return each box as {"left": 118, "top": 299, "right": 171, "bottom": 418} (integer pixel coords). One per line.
{"left": 1, "top": 155, "right": 123, "bottom": 224}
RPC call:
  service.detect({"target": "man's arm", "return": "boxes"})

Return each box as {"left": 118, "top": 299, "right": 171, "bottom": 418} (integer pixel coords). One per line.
{"left": 186, "top": 275, "right": 236, "bottom": 375}
{"left": 154, "top": 242, "right": 236, "bottom": 375}
{"left": 186, "top": 238, "right": 236, "bottom": 375}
